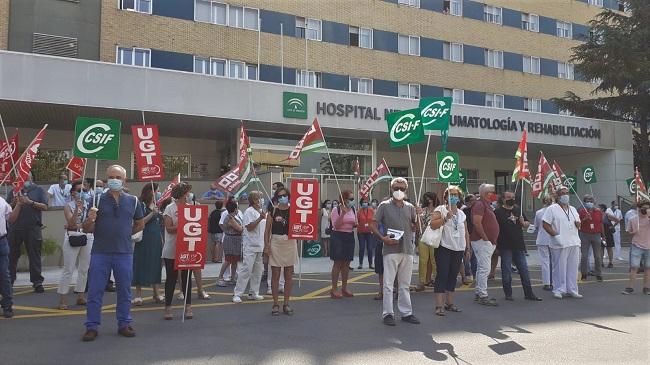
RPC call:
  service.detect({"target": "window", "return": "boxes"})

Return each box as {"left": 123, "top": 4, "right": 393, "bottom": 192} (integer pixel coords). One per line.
{"left": 588, "top": 0, "right": 604, "bottom": 7}
{"left": 485, "top": 49, "right": 503, "bottom": 69}
{"left": 559, "top": 109, "right": 573, "bottom": 116}
{"left": 443, "top": 0, "right": 462, "bottom": 16}
{"left": 116, "top": 47, "right": 150, "bottom": 67}
{"left": 349, "top": 26, "right": 359, "bottom": 47}
{"left": 192, "top": 57, "right": 227, "bottom": 77}
{"left": 484, "top": 5, "right": 502, "bottom": 25}
{"left": 211, "top": 58, "right": 226, "bottom": 76}
{"left": 229, "top": 60, "right": 245, "bottom": 79}
{"left": 194, "top": 57, "right": 210, "bottom": 74}
{"left": 246, "top": 64, "right": 258, "bottom": 80}
{"left": 521, "top": 13, "right": 539, "bottom": 32}
{"left": 398, "top": 0, "right": 420, "bottom": 7}
{"left": 296, "top": 17, "right": 321, "bottom": 40}
{"left": 228, "top": 5, "right": 243, "bottom": 28}
{"left": 619, "top": 1, "right": 630, "bottom": 12}
{"left": 359, "top": 27, "right": 373, "bottom": 49}
{"left": 120, "top": 0, "right": 151, "bottom": 14}
{"left": 443, "top": 42, "right": 463, "bottom": 62}
{"left": 557, "top": 21, "right": 572, "bottom": 38}
{"left": 558, "top": 62, "right": 574, "bottom": 80}
{"left": 296, "top": 17, "right": 306, "bottom": 38}
{"left": 523, "top": 56, "right": 540, "bottom": 74}
{"left": 444, "top": 88, "right": 464, "bottom": 104}
{"left": 524, "top": 98, "right": 542, "bottom": 112}
{"left": 485, "top": 94, "right": 504, "bottom": 108}
{"left": 398, "top": 83, "right": 420, "bottom": 99}
{"left": 350, "top": 77, "right": 373, "bottom": 94}
{"left": 195, "top": 2, "right": 257, "bottom": 29}
{"left": 243, "top": 8, "right": 259, "bottom": 30}
{"left": 296, "top": 70, "right": 321, "bottom": 88}
{"left": 398, "top": 35, "right": 420, "bottom": 56}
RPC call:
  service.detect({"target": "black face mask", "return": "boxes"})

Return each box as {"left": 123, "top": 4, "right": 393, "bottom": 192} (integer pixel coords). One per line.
{"left": 505, "top": 199, "right": 516, "bottom": 206}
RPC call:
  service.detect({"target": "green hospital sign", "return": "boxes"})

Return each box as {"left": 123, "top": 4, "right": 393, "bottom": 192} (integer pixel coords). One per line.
{"left": 283, "top": 92, "right": 308, "bottom": 119}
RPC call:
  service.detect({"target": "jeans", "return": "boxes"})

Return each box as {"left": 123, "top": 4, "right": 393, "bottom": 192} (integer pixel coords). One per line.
{"left": 163, "top": 258, "right": 192, "bottom": 307}
{"left": 579, "top": 232, "right": 602, "bottom": 276}
{"left": 418, "top": 242, "right": 436, "bottom": 285}
{"left": 500, "top": 248, "right": 534, "bottom": 298}
{"left": 434, "top": 246, "right": 464, "bottom": 293}
{"left": 234, "top": 250, "right": 264, "bottom": 297}
{"left": 0, "top": 237, "right": 12, "bottom": 309}
{"left": 57, "top": 233, "right": 93, "bottom": 295}
{"left": 463, "top": 248, "right": 477, "bottom": 278}
{"left": 382, "top": 253, "right": 414, "bottom": 318}
{"left": 472, "top": 240, "right": 496, "bottom": 298}
{"left": 357, "top": 232, "right": 376, "bottom": 267}
{"left": 8, "top": 226, "right": 44, "bottom": 286}
{"left": 85, "top": 253, "right": 133, "bottom": 331}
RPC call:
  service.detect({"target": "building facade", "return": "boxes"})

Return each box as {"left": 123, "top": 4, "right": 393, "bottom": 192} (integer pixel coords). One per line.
{"left": 0, "top": 0, "right": 634, "bottom": 212}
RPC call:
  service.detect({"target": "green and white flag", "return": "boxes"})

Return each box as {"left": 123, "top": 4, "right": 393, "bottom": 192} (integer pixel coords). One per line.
{"left": 581, "top": 166, "right": 597, "bottom": 184}
{"left": 419, "top": 97, "right": 452, "bottom": 131}
{"left": 386, "top": 108, "right": 425, "bottom": 147}
{"left": 73, "top": 117, "right": 121, "bottom": 160}
{"left": 436, "top": 151, "right": 460, "bottom": 183}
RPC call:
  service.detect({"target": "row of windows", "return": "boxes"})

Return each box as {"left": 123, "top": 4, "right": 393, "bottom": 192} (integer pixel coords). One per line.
{"left": 194, "top": 0, "right": 259, "bottom": 30}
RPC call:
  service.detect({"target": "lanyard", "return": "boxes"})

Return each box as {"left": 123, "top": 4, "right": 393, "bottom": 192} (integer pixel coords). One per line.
{"left": 562, "top": 206, "right": 573, "bottom": 222}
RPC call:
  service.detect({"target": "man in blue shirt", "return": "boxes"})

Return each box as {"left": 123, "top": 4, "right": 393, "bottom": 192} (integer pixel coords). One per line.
{"left": 202, "top": 182, "right": 226, "bottom": 200}
{"left": 6, "top": 173, "right": 48, "bottom": 292}
{"left": 81, "top": 165, "right": 144, "bottom": 342}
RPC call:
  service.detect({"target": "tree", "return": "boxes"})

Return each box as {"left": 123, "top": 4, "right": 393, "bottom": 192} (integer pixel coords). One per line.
{"left": 552, "top": 0, "right": 650, "bottom": 181}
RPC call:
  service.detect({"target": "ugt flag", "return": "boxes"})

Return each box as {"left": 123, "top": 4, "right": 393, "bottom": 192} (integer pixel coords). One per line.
{"left": 286, "top": 118, "right": 326, "bottom": 160}
{"left": 531, "top": 152, "right": 554, "bottom": 198}
{"left": 511, "top": 131, "right": 530, "bottom": 183}
{"left": 215, "top": 125, "right": 252, "bottom": 194}
{"left": 0, "top": 132, "right": 19, "bottom": 183}
{"left": 13, "top": 125, "right": 47, "bottom": 192}
{"left": 359, "top": 159, "right": 392, "bottom": 199}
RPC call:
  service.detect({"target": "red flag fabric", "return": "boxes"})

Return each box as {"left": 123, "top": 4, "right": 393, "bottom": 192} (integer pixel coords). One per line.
{"left": 511, "top": 131, "right": 530, "bottom": 182}
{"left": 174, "top": 204, "right": 209, "bottom": 270}
{"left": 531, "top": 152, "right": 554, "bottom": 198}
{"left": 132, "top": 124, "right": 165, "bottom": 180}
{"left": 286, "top": 118, "right": 326, "bottom": 160}
{"left": 551, "top": 161, "right": 567, "bottom": 189}
{"left": 13, "top": 126, "right": 47, "bottom": 192}
{"left": 0, "top": 132, "right": 19, "bottom": 183}
{"left": 215, "top": 125, "right": 252, "bottom": 194}
{"left": 288, "top": 179, "right": 320, "bottom": 240}
{"left": 359, "top": 159, "right": 392, "bottom": 199}
{"left": 157, "top": 173, "right": 180, "bottom": 206}
{"left": 635, "top": 167, "right": 648, "bottom": 203}
{"left": 66, "top": 156, "right": 86, "bottom": 181}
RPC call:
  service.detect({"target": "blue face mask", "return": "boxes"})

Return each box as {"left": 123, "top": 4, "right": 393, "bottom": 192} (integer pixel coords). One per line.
{"left": 361, "top": 202, "right": 369, "bottom": 208}
{"left": 80, "top": 191, "right": 90, "bottom": 201}
{"left": 95, "top": 187, "right": 103, "bottom": 195}
{"left": 107, "top": 178, "right": 123, "bottom": 191}
{"left": 278, "top": 196, "right": 289, "bottom": 205}
{"left": 326, "top": 203, "right": 332, "bottom": 209}
{"left": 24, "top": 180, "right": 32, "bottom": 189}
{"left": 559, "top": 195, "right": 570, "bottom": 205}
{"left": 348, "top": 199, "right": 355, "bottom": 208}
{"left": 449, "top": 196, "right": 460, "bottom": 206}
{"left": 62, "top": 180, "right": 69, "bottom": 185}
{"left": 584, "top": 202, "right": 594, "bottom": 209}
{"left": 155, "top": 192, "right": 162, "bottom": 201}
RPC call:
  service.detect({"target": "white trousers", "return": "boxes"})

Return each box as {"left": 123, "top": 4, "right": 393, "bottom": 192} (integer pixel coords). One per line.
{"left": 537, "top": 245, "right": 552, "bottom": 286}
{"left": 472, "top": 240, "right": 496, "bottom": 298}
{"left": 550, "top": 246, "right": 580, "bottom": 296}
{"left": 382, "top": 253, "right": 414, "bottom": 318}
{"left": 57, "top": 233, "right": 93, "bottom": 295}
{"left": 234, "top": 250, "right": 264, "bottom": 297}
{"left": 614, "top": 229, "right": 622, "bottom": 259}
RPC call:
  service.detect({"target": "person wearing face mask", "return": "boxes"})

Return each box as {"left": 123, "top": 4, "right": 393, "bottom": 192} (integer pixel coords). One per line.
{"left": 416, "top": 192, "right": 440, "bottom": 291}
{"left": 81, "top": 165, "right": 145, "bottom": 341}
{"left": 330, "top": 190, "right": 358, "bottom": 298}
{"left": 217, "top": 197, "right": 243, "bottom": 287}
{"left": 47, "top": 173, "right": 72, "bottom": 207}
{"left": 266, "top": 182, "right": 285, "bottom": 211}
{"left": 208, "top": 200, "right": 225, "bottom": 263}
{"left": 371, "top": 199, "right": 379, "bottom": 209}
{"left": 495, "top": 191, "right": 542, "bottom": 302}
{"left": 543, "top": 185, "right": 582, "bottom": 300}
{"left": 577, "top": 195, "right": 604, "bottom": 282}
{"left": 57, "top": 180, "right": 93, "bottom": 310}
{"left": 320, "top": 200, "right": 332, "bottom": 258}
{"left": 470, "top": 184, "right": 500, "bottom": 306}
{"left": 532, "top": 194, "right": 554, "bottom": 291}
{"left": 131, "top": 183, "right": 164, "bottom": 306}
{"left": 202, "top": 182, "right": 226, "bottom": 201}
{"left": 217, "top": 198, "right": 244, "bottom": 287}
{"left": 429, "top": 186, "right": 471, "bottom": 316}
{"left": 7, "top": 172, "right": 48, "bottom": 292}
{"left": 233, "top": 191, "right": 266, "bottom": 303}
{"left": 605, "top": 201, "right": 624, "bottom": 261}
{"left": 357, "top": 198, "right": 376, "bottom": 270}
{"left": 264, "top": 187, "right": 298, "bottom": 315}
{"left": 622, "top": 200, "right": 650, "bottom": 295}
{"left": 599, "top": 203, "right": 616, "bottom": 269}
{"left": 371, "top": 178, "right": 420, "bottom": 326}
{"left": 0, "top": 192, "right": 20, "bottom": 318}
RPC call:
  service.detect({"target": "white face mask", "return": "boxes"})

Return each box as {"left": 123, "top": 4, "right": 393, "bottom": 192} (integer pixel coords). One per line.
{"left": 393, "top": 190, "right": 405, "bottom": 201}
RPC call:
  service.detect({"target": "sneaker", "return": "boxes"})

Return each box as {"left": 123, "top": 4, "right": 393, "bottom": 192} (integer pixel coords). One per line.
{"left": 383, "top": 314, "right": 396, "bottom": 326}
{"left": 607, "top": 263, "right": 614, "bottom": 269}
{"left": 279, "top": 286, "right": 285, "bottom": 294}
{"left": 357, "top": 265, "right": 362, "bottom": 270}
{"left": 217, "top": 279, "right": 227, "bottom": 287}
{"left": 232, "top": 295, "right": 242, "bottom": 304}
{"left": 3, "top": 307, "right": 14, "bottom": 318}
{"left": 543, "top": 285, "right": 553, "bottom": 291}
{"left": 177, "top": 293, "right": 185, "bottom": 301}
{"left": 105, "top": 282, "right": 116, "bottom": 292}
{"left": 266, "top": 287, "right": 272, "bottom": 295}
{"left": 248, "top": 293, "right": 264, "bottom": 301}
{"left": 596, "top": 276, "right": 603, "bottom": 282}
{"left": 477, "top": 297, "right": 498, "bottom": 306}
{"left": 568, "top": 292, "right": 583, "bottom": 299}
{"left": 616, "top": 257, "right": 624, "bottom": 261}
{"left": 553, "top": 292, "right": 563, "bottom": 299}
{"left": 621, "top": 287, "right": 634, "bottom": 295}
{"left": 401, "top": 315, "right": 421, "bottom": 324}
{"left": 34, "top": 285, "right": 45, "bottom": 294}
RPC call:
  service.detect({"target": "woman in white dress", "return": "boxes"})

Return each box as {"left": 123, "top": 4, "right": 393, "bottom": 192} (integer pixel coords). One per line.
{"left": 320, "top": 200, "right": 332, "bottom": 257}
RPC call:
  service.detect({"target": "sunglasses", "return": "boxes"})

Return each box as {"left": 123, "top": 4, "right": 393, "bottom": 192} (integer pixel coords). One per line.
{"left": 392, "top": 187, "right": 406, "bottom": 192}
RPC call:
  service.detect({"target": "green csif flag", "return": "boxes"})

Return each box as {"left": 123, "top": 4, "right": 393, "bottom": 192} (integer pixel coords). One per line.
{"left": 386, "top": 108, "right": 425, "bottom": 147}
{"left": 73, "top": 117, "right": 121, "bottom": 160}
{"left": 419, "top": 97, "right": 452, "bottom": 131}
{"left": 581, "top": 166, "right": 597, "bottom": 184}
{"left": 436, "top": 151, "right": 460, "bottom": 183}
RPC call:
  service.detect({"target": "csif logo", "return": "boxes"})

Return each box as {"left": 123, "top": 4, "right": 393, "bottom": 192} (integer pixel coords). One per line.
{"left": 76, "top": 123, "right": 116, "bottom": 154}
{"left": 390, "top": 113, "right": 421, "bottom": 143}
{"left": 421, "top": 100, "right": 450, "bottom": 126}
{"left": 73, "top": 117, "right": 121, "bottom": 160}
{"left": 436, "top": 151, "right": 460, "bottom": 183}
{"left": 283, "top": 92, "right": 308, "bottom": 119}
{"left": 386, "top": 108, "right": 425, "bottom": 147}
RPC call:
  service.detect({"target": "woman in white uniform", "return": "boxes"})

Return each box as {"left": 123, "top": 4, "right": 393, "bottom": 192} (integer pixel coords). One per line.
{"left": 532, "top": 194, "right": 553, "bottom": 291}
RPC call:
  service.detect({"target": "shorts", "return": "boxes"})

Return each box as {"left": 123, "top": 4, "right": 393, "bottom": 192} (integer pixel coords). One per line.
{"left": 329, "top": 231, "right": 355, "bottom": 262}
{"left": 629, "top": 244, "right": 648, "bottom": 268}
{"left": 374, "top": 243, "right": 384, "bottom": 275}
{"left": 209, "top": 233, "right": 223, "bottom": 245}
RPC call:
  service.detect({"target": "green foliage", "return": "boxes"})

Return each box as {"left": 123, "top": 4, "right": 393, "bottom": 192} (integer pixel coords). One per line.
{"left": 163, "top": 155, "right": 190, "bottom": 179}
{"left": 20, "top": 237, "right": 60, "bottom": 256}
{"left": 31, "top": 150, "right": 68, "bottom": 183}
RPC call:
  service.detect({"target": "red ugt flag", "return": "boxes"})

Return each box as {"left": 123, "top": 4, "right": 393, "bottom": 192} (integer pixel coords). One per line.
{"left": 66, "top": 156, "right": 86, "bottom": 181}
{"left": 132, "top": 125, "right": 165, "bottom": 180}
{"left": 286, "top": 118, "right": 326, "bottom": 160}
{"left": 14, "top": 126, "right": 47, "bottom": 192}
{"left": 511, "top": 131, "right": 530, "bottom": 182}
{"left": 157, "top": 173, "right": 180, "bottom": 206}
{"left": 214, "top": 125, "right": 251, "bottom": 193}
{"left": 175, "top": 204, "right": 209, "bottom": 270}
{"left": 0, "top": 132, "right": 19, "bottom": 183}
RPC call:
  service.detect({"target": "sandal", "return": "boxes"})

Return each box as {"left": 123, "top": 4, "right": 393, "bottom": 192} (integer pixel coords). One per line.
{"left": 132, "top": 297, "right": 143, "bottom": 306}
{"left": 58, "top": 303, "right": 68, "bottom": 310}
{"left": 198, "top": 291, "right": 211, "bottom": 300}
{"left": 445, "top": 303, "right": 462, "bottom": 312}
{"left": 271, "top": 304, "right": 280, "bottom": 316}
{"left": 283, "top": 304, "right": 294, "bottom": 316}
{"left": 153, "top": 295, "right": 164, "bottom": 304}
{"left": 435, "top": 306, "right": 445, "bottom": 316}
{"left": 184, "top": 311, "right": 193, "bottom": 320}
{"left": 164, "top": 312, "right": 173, "bottom": 320}
{"left": 425, "top": 280, "right": 435, "bottom": 287}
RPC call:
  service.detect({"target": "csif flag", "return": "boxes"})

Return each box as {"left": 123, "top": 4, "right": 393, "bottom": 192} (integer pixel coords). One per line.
{"left": 359, "top": 158, "right": 392, "bottom": 199}
{"left": 215, "top": 124, "right": 253, "bottom": 194}
{"left": 0, "top": 131, "right": 19, "bottom": 183}
{"left": 511, "top": 131, "right": 530, "bottom": 183}
{"left": 13, "top": 125, "right": 48, "bottom": 192}
{"left": 286, "top": 118, "right": 326, "bottom": 160}
{"left": 531, "top": 152, "right": 554, "bottom": 198}
{"left": 157, "top": 173, "right": 181, "bottom": 206}
{"left": 634, "top": 167, "right": 649, "bottom": 203}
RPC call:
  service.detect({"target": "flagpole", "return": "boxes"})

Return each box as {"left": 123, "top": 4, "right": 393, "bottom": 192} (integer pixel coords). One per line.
{"left": 0, "top": 113, "right": 20, "bottom": 182}
{"left": 0, "top": 124, "right": 48, "bottom": 187}
{"left": 257, "top": 15, "right": 261, "bottom": 78}
{"left": 406, "top": 145, "right": 422, "bottom": 234}
{"left": 323, "top": 140, "right": 342, "bottom": 198}
{"left": 182, "top": 269, "right": 191, "bottom": 323}
{"left": 299, "top": 240, "right": 303, "bottom": 288}
{"left": 416, "top": 134, "right": 431, "bottom": 208}
{"left": 92, "top": 159, "right": 99, "bottom": 208}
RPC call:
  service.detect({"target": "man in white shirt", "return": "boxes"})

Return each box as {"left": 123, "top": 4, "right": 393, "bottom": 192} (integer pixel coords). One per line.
{"left": 47, "top": 174, "right": 72, "bottom": 207}
{"left": 233, "top": 191, "right": 266, "bottom": 303}
{"left": 606, "top": 201, "right": 624, "bottom": 260}
{"left": 543, "top": 186, "right": 582, "bottom": 300}
{"left": 1, "top": 196, "right": 20, "bottom": 318}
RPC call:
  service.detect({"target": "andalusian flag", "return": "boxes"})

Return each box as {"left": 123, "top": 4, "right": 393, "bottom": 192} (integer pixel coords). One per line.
{"left": 531, "top": 152, "right": 555, "bottom": 198}
{"left": 286, "top": 118, "right": 326, "bottom": 160}
{"left": 635, "top": 167, "right": 649, "bottom": 203}
{"left": 551, "top": 161, "right": 570, "bottom": 190}
{"left": 215, "top": 124, "right": 253, "bottom": 194}
{"left": 359, "top": 158, "right": 392, "bottom": 199}
{"left": 511, "top": 131, "right": 530, "bottom": 183}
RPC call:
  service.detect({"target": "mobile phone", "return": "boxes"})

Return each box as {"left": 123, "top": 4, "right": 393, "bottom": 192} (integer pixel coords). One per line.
{"left": 389, "top": 234, "right": 395, "bottom": 239}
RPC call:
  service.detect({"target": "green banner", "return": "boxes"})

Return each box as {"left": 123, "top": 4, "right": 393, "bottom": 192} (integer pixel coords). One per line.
{"left": 581, "top": 166, "right": 597, "bottom": 184}
{"left": 626, "top": 177, "right": 637, "bottom": 195}
{"left": 565, "top": 175, "right": 578, "bottom": 191}
{"left": 386, "top": 108, "right": 425, "bottom": 147}
{"left": 418, "top": 97, "right": 452, "bottom": 131}
{"left": 283, "top": 92, "right": 308, "bottom": 119}
{"left": 436, "top": 151, "right": 460, "bottom": 183}
{"left": 73, "top": 117, "right": 121, "bottom": 160}
{"left": 457, "top": 169, "right": 468, "bottom": 194}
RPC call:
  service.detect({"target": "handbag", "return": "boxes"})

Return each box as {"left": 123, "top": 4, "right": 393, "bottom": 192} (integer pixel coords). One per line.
{"left": 419, "top": 206, "right": 445, "bottom": 248}
{"left": 68, "top": 231, "right": 88, "bottom": 247}
{"left": 132, "top": 199, "right": 144, "bottom": 243}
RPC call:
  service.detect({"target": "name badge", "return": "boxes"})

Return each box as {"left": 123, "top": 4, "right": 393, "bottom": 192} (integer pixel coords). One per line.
{"left": 364, "top": 223, "right": 369, "bottom": 228}
{"left": 590, "top": 223, "right": 595, "bottom": 230}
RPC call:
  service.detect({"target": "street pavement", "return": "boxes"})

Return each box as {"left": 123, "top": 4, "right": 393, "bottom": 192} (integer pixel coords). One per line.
{"left": 1, "top": 252, "right": 649, "bottom": 365}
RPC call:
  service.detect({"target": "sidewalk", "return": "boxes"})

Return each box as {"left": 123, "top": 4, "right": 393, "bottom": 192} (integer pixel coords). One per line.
{"left": 13, "top": 246, "right": 630, "bottom": 287}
